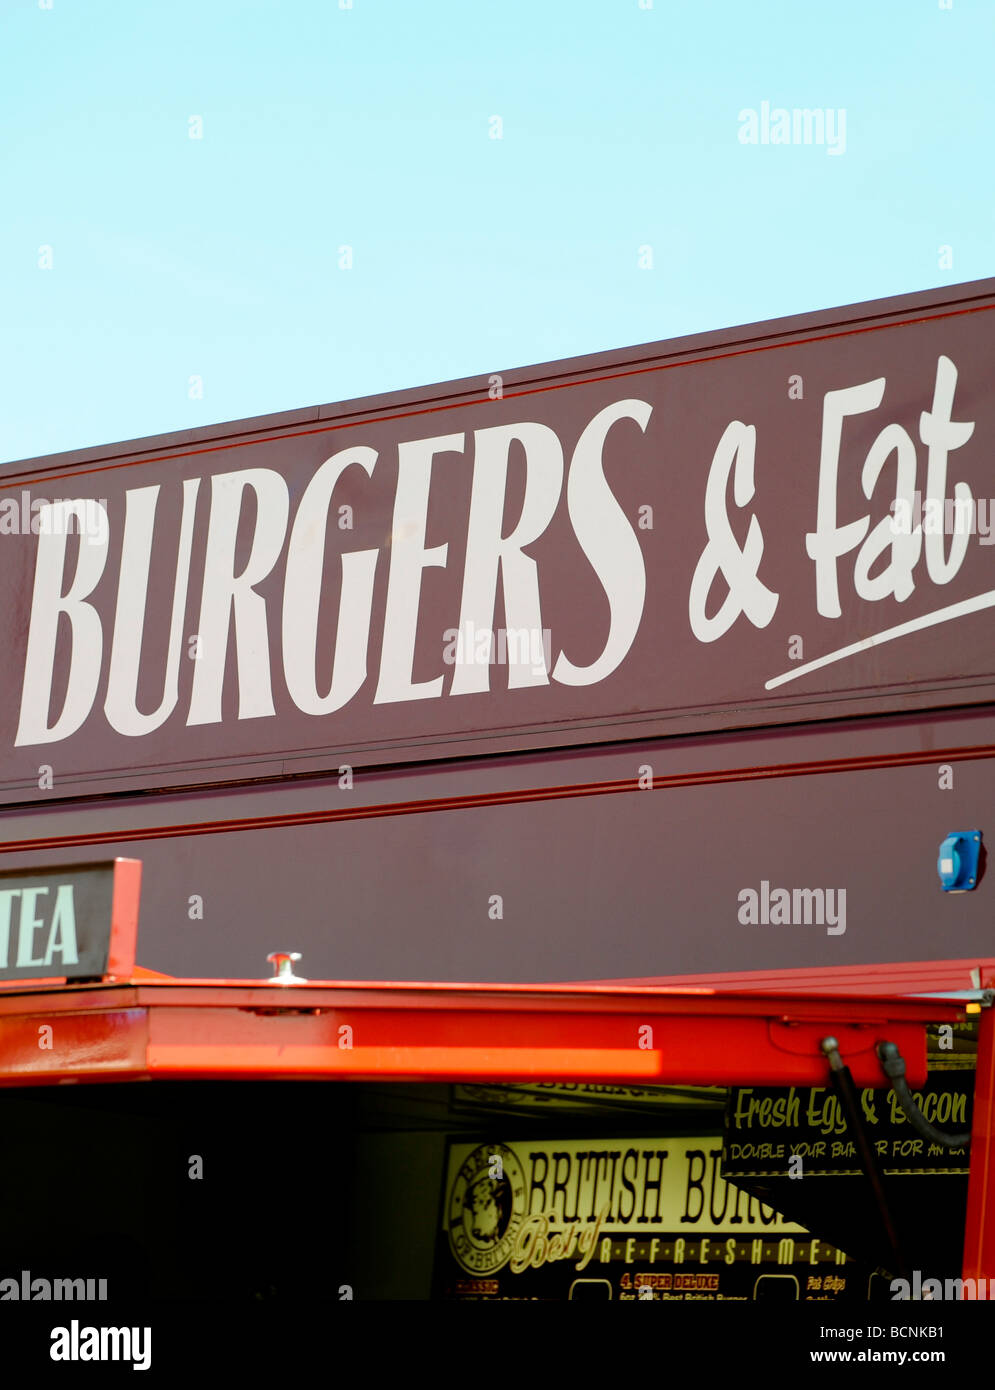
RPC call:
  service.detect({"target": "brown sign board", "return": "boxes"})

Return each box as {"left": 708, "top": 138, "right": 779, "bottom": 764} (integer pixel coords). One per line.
{"left": 1, "top": 279, "right": 994, "bottom": 804}
{"left": 0, "top": 858, "right": 140, "bottom": 986}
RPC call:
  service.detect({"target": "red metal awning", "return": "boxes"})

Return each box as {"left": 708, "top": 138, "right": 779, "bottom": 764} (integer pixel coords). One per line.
{"left": 0, "top": 973, "right": 971, "bottom": 1088}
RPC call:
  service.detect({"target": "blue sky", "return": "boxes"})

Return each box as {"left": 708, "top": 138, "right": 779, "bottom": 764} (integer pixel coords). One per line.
{"left": 2, "top": 0, "right": 992, "bottom": 463}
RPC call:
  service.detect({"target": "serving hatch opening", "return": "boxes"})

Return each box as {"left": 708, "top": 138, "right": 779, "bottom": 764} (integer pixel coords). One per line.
{"left": 0, "top": 975, "right": 985, "bottom": 1303}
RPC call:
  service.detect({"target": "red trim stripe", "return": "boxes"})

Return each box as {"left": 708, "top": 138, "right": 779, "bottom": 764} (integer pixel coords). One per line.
{"left": 2, "top": 740, "right": 993, "bottom": 855}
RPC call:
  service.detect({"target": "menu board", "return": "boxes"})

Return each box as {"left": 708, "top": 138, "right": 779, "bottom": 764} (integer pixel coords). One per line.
{"left": 435, "top": 1136, "right": 869, "bottom": 1300}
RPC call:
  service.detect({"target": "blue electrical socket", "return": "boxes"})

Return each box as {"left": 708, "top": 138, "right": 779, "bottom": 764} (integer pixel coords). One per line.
{"left": 937, "top": 831, "right": 982, "bottom": 892}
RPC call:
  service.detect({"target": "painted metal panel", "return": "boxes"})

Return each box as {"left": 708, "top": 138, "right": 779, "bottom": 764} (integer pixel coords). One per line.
{"left": 0, "top": 709, "right": 990, "bottom": 983}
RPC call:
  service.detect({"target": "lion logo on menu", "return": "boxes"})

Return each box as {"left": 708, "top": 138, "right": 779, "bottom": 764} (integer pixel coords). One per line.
{"left": 447, "top": 1144, "right": 528, "bottom": 1275}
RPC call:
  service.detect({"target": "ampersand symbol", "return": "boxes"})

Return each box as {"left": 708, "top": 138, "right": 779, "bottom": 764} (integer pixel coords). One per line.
{"left": 689, "top": 420, "right": 778, "bottom": 642}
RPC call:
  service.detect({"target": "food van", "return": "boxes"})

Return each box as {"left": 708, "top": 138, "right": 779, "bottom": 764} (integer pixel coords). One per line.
{"left": 0, "top": 277, "right": 993, "bottom": 1321}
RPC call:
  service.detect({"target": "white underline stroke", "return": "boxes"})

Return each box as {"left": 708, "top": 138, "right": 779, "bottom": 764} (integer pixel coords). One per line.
{"left": 765, "top": 589, "right": 995, "bottom": 690}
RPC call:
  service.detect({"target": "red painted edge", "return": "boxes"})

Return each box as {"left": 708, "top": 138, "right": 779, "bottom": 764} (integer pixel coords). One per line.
{"left": 964, "top": 1004, "right": 995, "bottom": 1286}
{"left": 106, "top": 857, "right": 141, "bottom": 981}
{"left": 0, "top": 990, "right": 945, "bottom": 1087}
